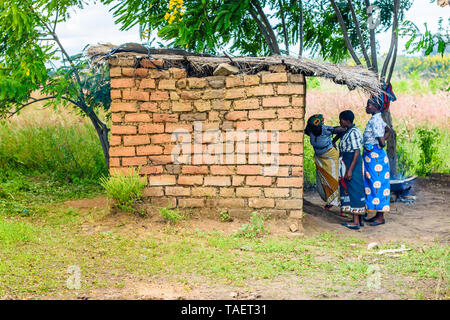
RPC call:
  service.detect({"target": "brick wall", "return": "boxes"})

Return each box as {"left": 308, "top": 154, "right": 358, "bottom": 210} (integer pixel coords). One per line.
{"left": 108, "top": 56, "right": 306, "bottom": 220}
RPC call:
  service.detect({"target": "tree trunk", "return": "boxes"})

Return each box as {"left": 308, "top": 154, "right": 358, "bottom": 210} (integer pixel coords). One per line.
{"left": 85, "top": 108, "right": 110, "bottom": 169}
{"left": 381, "top": 110, "right": 398, "bottom": 178}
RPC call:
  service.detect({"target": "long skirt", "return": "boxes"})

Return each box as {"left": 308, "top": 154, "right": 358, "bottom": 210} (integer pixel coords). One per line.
{"left": 363, "top": 145, "right": 390, "bottom": 213}
{"left": 339, "top": 151, "right": 366, "bottom": 215}
{"left": 314, "top": 147, "right": 340, "bottom": 206}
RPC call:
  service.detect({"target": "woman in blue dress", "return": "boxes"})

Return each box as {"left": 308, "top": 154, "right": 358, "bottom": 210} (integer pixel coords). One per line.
{"left": 337, "top": 110, "right": 366, "bottom": 230}
{"left": 362, "top": 98, "right": 392, "bottom": 226}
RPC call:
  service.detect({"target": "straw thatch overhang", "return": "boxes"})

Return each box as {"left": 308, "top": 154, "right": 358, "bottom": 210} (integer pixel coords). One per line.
{"left": 87, "top": 43, "right": 381, "bottom": 95}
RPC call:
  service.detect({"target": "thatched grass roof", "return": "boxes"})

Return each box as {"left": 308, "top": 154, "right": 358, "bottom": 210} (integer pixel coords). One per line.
{"left": 87, "top": 43, "right": 381, "bottom": 95}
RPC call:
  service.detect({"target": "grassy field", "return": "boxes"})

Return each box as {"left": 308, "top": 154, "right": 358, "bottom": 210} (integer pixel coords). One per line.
{"left": 0, "top": 82, "right": 448, "bottom": 299}
{"left": 0, "top": 175, "right": 448, "bottom": 299}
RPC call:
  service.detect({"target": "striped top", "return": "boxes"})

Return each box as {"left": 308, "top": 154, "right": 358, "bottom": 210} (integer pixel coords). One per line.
{"left": 339, "top": 125, "right": 363, "bottom": 153}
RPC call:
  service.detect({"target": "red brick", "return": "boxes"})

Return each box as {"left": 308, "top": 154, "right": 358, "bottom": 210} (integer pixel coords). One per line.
{"left": 110, "top": 102, "right": 137, "bottom": 112}
{"left": 292, "top": 167, "right": 303, "bottom": 176}
{"left": 264, "top": 120, "right": 290, "bottom": 130}
{"left": 109, "top": 67, "right": 122, "bottom": 77}
{"left": 264, "top": 188, "right": 290, "bottom": 198}
{"left": 111, "top": 113, "right": 122, "bottom": 123}
{"left": 277, "top": 84, "right": 305, "bottom": 95}
{"left": 136, "top": 68, "right": 149, "bottom": 77}
{"left": 110, "top": 89, "right": 121, "bottom": 99}
{"left": 261, "top": 72, "right": 288, "bottom": 83}
{"left": 276, "top": 199, "right": 302, "bottom": 209}
{"left": 204, "top": 176, "right": 231, "bottom": 186}
{"left": 139, "top": 124, "right": 164, "bottom": 134}
{"left": 124, "top": 113, "right": 151, "bottom": 123}
{"left": 178, "top": 175, "right": 203, "bottom": 185}
{"left": 246, "top": 85, "right": 274, "bottom": 96}
{"left": 279, "top": 132, "right": 303, "bottom": 143}
{"left": 233, "top": 98, "right": 259, "bottom": 110}
{"left": 180, "top": 91, "right": 202, "bottom": 100}
{"left": 109, "top": 157, "right": 120, "bottom": 167}
{"left": 153, "top": 113, "right": 178, "bottom": 122}
{"left": 140, "top": 102, "right": 158, "bottom": 112}
{"left": 150, "top": 91, "right": 169, "bottom": 101}
{"left": 225, "top": 75, "right": 244, "bottom": 88}
{"left": 166, "top": 186, "right": 191, "bottom": 196}
{"left": 292, "top": 97, "right": 305, "bottom": 107}
{"left": 249, "top": 110, "right": 276, "bottom": 119}
{"left": 178, "top": 198, "right": 205, "bottom": 208}
{"left": 218, "top": 199, "right": 245, "bottom": 208}
{"left": 202, "top": 89, "right": 224, "bottom": 100}
{"left": 110, "top": 125, "right": 137, "bottom": 135}
{"left": 121, "top": 67, "right": 134, "bottom": 77}
{"left": 140, "top": 166, "right": 164, "bottom": 175}
{"left": 210, "top": 166, "right": 235, "bottom": 175}
{"left": 139, "top": 79, "right": 156, "bottom": 89}
{"left": 110, "top": 78, "right": 135, "bottom": 88}
{"left": 232, "top": 176, "right": 245, "bottom": 186}
{"left": 188, "top": 78, "right": 207, "bottom": 89}
{"left": 279, "top": 156, "right": 303, "bottom": 165}
{"left": 236, "top": 120, "right": 262, "bottom": 130}
{"left": 236, "top": 187, "right": 262, "bottom": 197}
{"left": 277, "top": 177, "right": 302, "bottom": 187}
{"left": 246, "top": 176, "right": 272, "bottom": 186}
{"left": 124, "top": 135, "right": 150, "bottom": 146}
{"left": 225, "top": 111, "right": 247, "bottom": 121}
{"left": 110, "top": 136, "right": 121, "bottom": 146}
{"left": 122, "top": 156, "right": 147, "bottom": 166}
{"left": 170, "top": 68, "right": 187, "bottom": 79}
{"left": 158, "top": 79, "right": 176, "bottom": 90}
{"left": 278, "top": 108, "right": 303, "bottom": 119}
{"left": 172, "top": 101, "right": 192, "bottom": 112}
{"left": 148, "top": 156, "right": 173, "bottom": 164}
{"left": 143, "top": 187, "right": 164, "bottom": 197}
{"left": 194, "top": 100, "right": 211, "bottom": 112}
{"left": 122, "top": 89, "right": 150, "bottom": 101}
{"left": 191, "top": 187, "right": 217, "bottom": 197}
{"left": 140, "top": 58, "right": 164, "bottom": 68}
{"left": 225, "top": 88, "right": 246, "bottom": 99}
{"left": 165, "top": 123, "right": 193, "bottom": 133}
{"left": 151, "top": 134, "right": 172, "bottom": 144}
{"left": 148, "top": 175, "right": 176, "bottom": 186}
{"left": 109, "top": 146, "right": 135, "bottom": 157}
{"left": 291, "top": 144, "right": 304, "bottom": 155}
{"left": 248, "top": 198, "right": 275, "bottom": 208}
{"left": 237, "top": 165, "right": 262, "bottom": 175}
{"left": 262, "top": 96, "right": 290, "bottom": 107}
{"left": 182, "top": 166, "right": 208, "bottom": 174}
{"left": 289, "top": 73, "right": 305, "bottom": 83}
{"left": 136, "top": 145, "right": 163, "bottom": 155}
{"left": 243, "top": 75, "right": 260, "bottom": 86}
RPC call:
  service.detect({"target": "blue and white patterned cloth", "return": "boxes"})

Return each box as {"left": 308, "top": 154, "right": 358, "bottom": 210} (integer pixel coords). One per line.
{"left": 363, "top": 113, "right": 387, "bottom": 146}
{"left": 339, "top": 125, "right": 363, "bottom": 153}
{"left": 363, "top": 145, "right": 390, "bottom": 212}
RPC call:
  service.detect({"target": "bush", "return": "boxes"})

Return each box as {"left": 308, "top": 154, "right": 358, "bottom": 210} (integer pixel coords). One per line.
{"left": 237, "top": 211, "right": 270, "bottom": 238}
{"left": 416, "top": 127, "right": 442, "bottom": 176}
{"left": 158, "top": 206, "right": 184, "bottom": 224}
{"left": 100, "top": 169, "right": 146, "bottom": 212}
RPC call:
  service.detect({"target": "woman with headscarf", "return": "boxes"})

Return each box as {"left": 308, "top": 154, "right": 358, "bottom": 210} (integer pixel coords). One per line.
{"left": 337, "top": 110, "right": 366, "bottom": 230}
{"left": 305, "top": 114, "right": 345, "bottom": 210}
{"left": 362, "top": 97, "right": 392, "bottom": 226}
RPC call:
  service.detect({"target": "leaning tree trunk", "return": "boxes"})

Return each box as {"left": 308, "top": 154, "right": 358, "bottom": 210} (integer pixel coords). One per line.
{"left": 381, "top": 110, "right": 398, "bottom": 178}
{"left": 84, "top": 106, "right": 110, "bottom": 169}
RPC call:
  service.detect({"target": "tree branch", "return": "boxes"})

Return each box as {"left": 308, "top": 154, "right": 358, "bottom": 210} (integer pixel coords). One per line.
{"left": 299, "top": 0, "right": 304, "bottom": 57}
{"left": 386, "top": 35, "right": 398, "bottom": 84}
{"left": 347, "top": 0, "right": 371, "bottom": 68}
{"left": 249, "top": 5, "right": 276, "bottom": 54}
{"left": 278, "top": 0, "right": 289, "bottom": 55}
{"left": 330, "top": 0, "right": 362, "bottom": 65}
{"left": 381, "top": 0, "right": 399, "bottom": 82}
{"left": 8, "top": 96, "right": 83, "bottom": 118}
{"left": 251, "top": 0, "right": 281, "bottom": 55}
{"left": 364, "top": 0, "right": 378, "bottom": 74}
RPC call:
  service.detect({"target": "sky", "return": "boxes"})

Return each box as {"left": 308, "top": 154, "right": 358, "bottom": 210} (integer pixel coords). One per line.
{"left": 56, "top": 0, "right": 450, "bottom": 58}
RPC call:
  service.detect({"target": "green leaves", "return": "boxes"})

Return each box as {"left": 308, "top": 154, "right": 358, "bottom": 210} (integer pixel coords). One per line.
{"left": 400, "top": 18, "right": 449, "bottom": 56}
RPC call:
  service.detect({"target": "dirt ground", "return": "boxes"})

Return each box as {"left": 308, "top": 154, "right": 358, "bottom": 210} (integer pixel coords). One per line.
{"left": 61, "top": 175, "right": 449, "bottom": 300}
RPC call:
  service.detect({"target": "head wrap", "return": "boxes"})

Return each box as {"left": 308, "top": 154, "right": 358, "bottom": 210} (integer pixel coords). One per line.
{"left": 307, "top": 114, "right": 324, "bottom": 127}
{"left": 369, "top": 83, "right": 397, "bottom": 112}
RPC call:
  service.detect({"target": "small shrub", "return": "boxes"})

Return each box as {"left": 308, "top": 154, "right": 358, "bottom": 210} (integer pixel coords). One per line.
{"left": 158, "top": 206, "right": 184, "bottom": 224}
{"left": 237, "top": 211, "right": 270, "bottom": 238}
{"left": 416, "top": 127, "right": 442, "bottom": 176}
{"left": 100, "top": 169, "right": 146, "bottom": 212}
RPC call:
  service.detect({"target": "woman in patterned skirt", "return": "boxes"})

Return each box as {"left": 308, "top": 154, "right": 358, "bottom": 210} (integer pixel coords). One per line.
{"left": 362, "top": 98, "right": 392, "bottom": 226}
{"left": 337, "top": 110, "right": 366, "bottom": 230}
